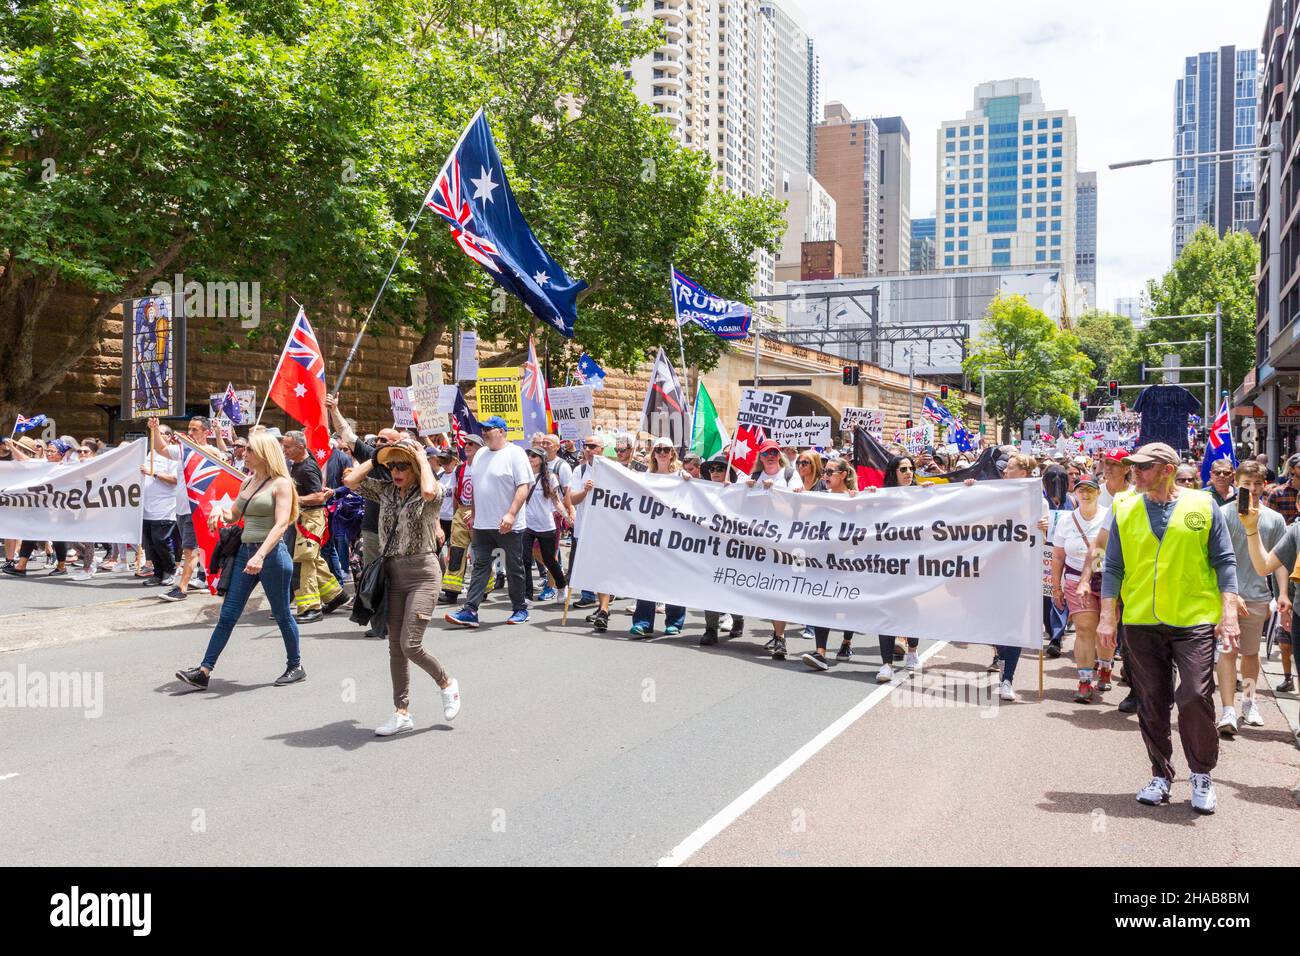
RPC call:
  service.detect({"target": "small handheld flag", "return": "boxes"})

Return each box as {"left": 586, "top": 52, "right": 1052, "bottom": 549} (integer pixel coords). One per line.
{"left": 577, "top": 353, "right": 606, "bottom": 390}
{"left": 13, "top": 414, "right": 48, "bottom": 435}
{"left": 1200, "top": 397, "right": 1236, "bottom": 485}
{"left": 218, "top": 383, "right": 243, "bottom": 425}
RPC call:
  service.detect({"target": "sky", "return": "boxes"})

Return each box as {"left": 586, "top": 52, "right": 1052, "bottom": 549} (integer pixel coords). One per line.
{"left": 797, "top": 0, "right": 1267, "bottom": 313}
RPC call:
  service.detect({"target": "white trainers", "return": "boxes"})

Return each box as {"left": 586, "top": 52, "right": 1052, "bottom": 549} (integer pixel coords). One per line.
{"left": 904, "top": 651, "right": 920, "bottom": 671}
{"left": 441, "top": 678, "right": 461, "bottom": 721}
{"left": 69, "top": 570, "right": 95, "bottom": 582}
{"left": 1217, "top": 707, "right": 1239, "bottom": 737}
{"left": 1136, "top": 776, "right": 1171, "bottom": 805}
{"left": 1241, "top": 698, "right": 1264, "bottom": 727}
{"left": 1190, "top": 772, "right": 1217, "bottom": 814}
{"left": 998, "top": 679, "right": 1016, "bottom": 702}
{"left": 375, "top": 712, "right": 414, "bottom": 737}
{"left": 875, "top": 663, "right": 894, "bottom": 683}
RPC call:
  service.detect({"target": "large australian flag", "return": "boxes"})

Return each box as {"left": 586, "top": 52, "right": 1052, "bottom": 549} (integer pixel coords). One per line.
{"left": 425, "top": 110, "right": 586, "bottom": 338}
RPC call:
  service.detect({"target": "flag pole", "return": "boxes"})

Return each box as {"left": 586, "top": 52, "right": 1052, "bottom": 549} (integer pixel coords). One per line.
{"left": 332, "top": 208, "right": 427, "bottom": 394}
{"left": 670, "top": 266, "right": 693, "bottom": 435}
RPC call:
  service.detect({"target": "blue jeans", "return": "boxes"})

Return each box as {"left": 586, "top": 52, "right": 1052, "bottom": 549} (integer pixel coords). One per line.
{"left": 1043, "top": 595, "right": 1067, "bottom": 644}
{"left": 996, "top": 645, "right": 1022, "bottom": 683}
{"left": 633, "top": 599, "right": 685, "bottom": 631}
{"left": 201, "top": 541, "right": 301, "bottom": 671}
{"left": 324, "top": 520, "right": 350, "bottom": 584}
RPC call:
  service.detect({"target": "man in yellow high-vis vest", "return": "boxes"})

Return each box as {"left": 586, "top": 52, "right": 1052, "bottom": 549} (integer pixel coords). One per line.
{"left": 1097, "top": 443, "right": 1239, "bottom": 815}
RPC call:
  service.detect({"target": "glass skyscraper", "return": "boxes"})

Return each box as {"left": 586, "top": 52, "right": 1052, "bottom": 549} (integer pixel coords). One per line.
{"left": 1172, "top": 45, "right": 1258, "bottom": 259}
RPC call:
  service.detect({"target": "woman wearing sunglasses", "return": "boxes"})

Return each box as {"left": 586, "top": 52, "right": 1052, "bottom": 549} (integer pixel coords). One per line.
{"left": 791, "top": 451, "right": 826, "bottom": 492}
{"left": 800, "top": 460, "right": 858, "bottom": 670}
{"left": 345, "top": 438, "right": 461, "bottom": 735}
{"left": 630, "top": 437, "right": 688, "bottom": 638}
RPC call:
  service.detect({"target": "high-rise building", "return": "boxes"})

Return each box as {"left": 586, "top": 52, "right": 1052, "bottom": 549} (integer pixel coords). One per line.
{"left": 621, "top": 0, "right": 713, "bottom": 154}
{"left": 759, "top": 1, "right": 812, "bottom": 183}
{"left": 806, "top": 39, "right": 820, "bottom": 173}
{"left": 910, "top": 217, "right": 936, "bottom": 271}
{"left": 1076, "top": 171, "right": 1097, "bottom": 304}
{"left": 936, "top": 79, "right": 1078, "bottom": 282}
{"left": 874, "top": 116, "right": 911, "bottom": 273}
{"left": 774, "top": 171, "right": 836, "bottom": 282}
{"left": 1172, "top": 45, "right": 1258, "bottom": 259}
{"left": 814, "top": 102, "right": 879, "bottom": 276}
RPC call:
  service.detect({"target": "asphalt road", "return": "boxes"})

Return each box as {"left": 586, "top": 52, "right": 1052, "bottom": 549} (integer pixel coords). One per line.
{"left": 2, "top": 570, "right": 1297, "bottom": 866}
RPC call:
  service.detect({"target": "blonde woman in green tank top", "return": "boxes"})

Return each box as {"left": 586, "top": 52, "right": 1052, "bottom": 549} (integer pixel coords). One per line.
{"left": 175, "top": 430, "right": 305, "bottom": 691}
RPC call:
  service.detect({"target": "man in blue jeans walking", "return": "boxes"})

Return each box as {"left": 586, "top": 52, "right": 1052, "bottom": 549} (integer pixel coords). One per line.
{"left": 445, "top": 417, "right": 533, "bottom": 628}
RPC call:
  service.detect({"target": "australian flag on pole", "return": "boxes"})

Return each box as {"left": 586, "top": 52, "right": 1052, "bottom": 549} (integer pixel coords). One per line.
{"left": 1200, "top": 397, "right": 1236, "bottom": 485}
{"left": 425, "top": 110, "right": 585, "bottom": 338}
{"left": 577, "top": 353, "right": 605, "bottom": 391}
{"left": 922, "top": 396, "right": 976, "bottom": 452}
{"left": 218, "top": 383, "right": 243, "bottom": 425}
{"left": 13, "top": 414, "right": 48, "bottom": 434}
{"left": 671, "top": 267, "right": 751, "bottom": 340}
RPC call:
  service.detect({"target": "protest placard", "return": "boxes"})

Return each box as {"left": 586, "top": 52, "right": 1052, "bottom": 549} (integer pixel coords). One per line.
{"left": 409, "top": 360, "right": 447, "bottom": 435}
{"left": 208, "top": 389, "right": 255, "bottom": 429}
{"left": 458, "top": 331, "right": 479, "bottom": 380}
{"left": 842, "top": 407, "right": 884, "bottom": 439}
{"left": 737, "top": 389, "right": 791, "bottom": 431}
{"left": 894, "top": 424, "right": 935, "bottom": 455}
{"left": 388, "top": 386, "right": 416, "bottom": 429}
{"left": 476, "top": 367, "right": 524, "bottom": 439}
{"left": 548, "top": 386, "right": 594, "bottom": 441}
{"left": 771, "top": 416, "right": 832, "bottom": 448}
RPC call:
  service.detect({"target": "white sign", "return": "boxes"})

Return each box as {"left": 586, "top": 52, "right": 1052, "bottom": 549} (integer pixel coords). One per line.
{"left": 548, "top": 385, "right": 594, "bottom": 441}
{"left": 1042, "top": 509, "right": 1065, "bottom": 597}
{"left": 458, "top": 331, "right": 479, "bottom": 380}
{"left": 208, "top": 389, "right": 255, "bottom": 429}
{"left": 894, "top": 424, "right": 935, "bottom": 455}
{"left": 409, "top": 360, "right": 448, "bottom": 435}
{"left": 842, "top": 407, "right": 883, "bottom": 439}
{"left": 771, "top": 415, "right": 832, "bottom": 448}
{"left": 569, "top": 459, "right": 1040, "bottom": 647}
{"left": 0, "top": 440, "right": 146, "bottom": 543}
{"left": 737, "top": 389, "right": 791, "bottom": 431}
{"left": 388, "top": 386, "right": 416, "bottom": 429}
{"left": 1056, "top": 437, "right": 1081, "bottom": 458}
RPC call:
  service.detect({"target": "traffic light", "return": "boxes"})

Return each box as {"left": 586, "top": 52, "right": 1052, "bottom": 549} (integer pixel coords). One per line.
{"left": 1034, "top": 422, "right": 1042, "bottom": 434}
{"left": 1079, "top": 398, "right": 1088, "bottom": 416}
{"left": 940, "top": 385, "right": 949, "bottom": 401}
{"left": 905, "top": 418, "right": 913, "bottom": 429}
{"left": 1108, "top": 380, "right": 1119, "bottom": 399}
{"left": 842, "top": 365, "right": 859, "bottom": 386}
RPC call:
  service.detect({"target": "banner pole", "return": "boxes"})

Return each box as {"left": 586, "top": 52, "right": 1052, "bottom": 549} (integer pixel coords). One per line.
{"left": 1038, "top": 646, "right": 1044, "bottom": 701}
{"left": 333, "top": 206, "right": 428, "bottom": 395}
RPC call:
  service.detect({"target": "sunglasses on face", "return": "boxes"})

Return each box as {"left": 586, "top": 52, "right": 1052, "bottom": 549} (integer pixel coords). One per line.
{"left": 760, "top": 450, "right": 780, "bottom": 458}
{"left": 897, "top": 465, "right": 914, "bottom": 472}
{"left": 584, "top": 444, "right": 600, "bottom": 450}
{"left": 375, "top": 437, "right": 390, "bottom": 446}
{"left": 1175, "top": 477, "right": 1198, "bottom": 486}
{"left": 1211, "top": 470, "right": 1232, "bottom": 478}
{"left": 797, "top": 460, "right": 811, "bottom": 466}
{"left": 1134, "top": 462, "right": 1159, "bottom": 472}
{"left": 388, "top": 461, "right": 412, "bottom": 473}
{"left": 655, "top": 448, "right": 672, "bottom": 454}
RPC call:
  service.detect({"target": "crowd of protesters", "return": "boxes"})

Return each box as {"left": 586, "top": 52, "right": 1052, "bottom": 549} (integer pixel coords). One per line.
{"left": 5, "top": 406, "right": 1295, "bottom": 815}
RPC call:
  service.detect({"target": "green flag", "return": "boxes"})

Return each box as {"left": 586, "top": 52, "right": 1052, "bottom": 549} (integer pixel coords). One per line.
{"left": 690, "top": 382, "right": 728, "bottom": 459}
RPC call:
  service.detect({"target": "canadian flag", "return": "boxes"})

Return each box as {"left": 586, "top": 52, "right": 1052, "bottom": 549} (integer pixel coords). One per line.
{"left": 268, "top": 307, "right": 331, "bottom": 465}
{"left": 729, "top": 423, "right": 765, "bottom": 475}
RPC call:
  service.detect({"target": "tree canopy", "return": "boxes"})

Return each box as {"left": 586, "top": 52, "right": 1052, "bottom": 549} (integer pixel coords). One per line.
{"left": 962, "top": 294, "right": 1095, "bottom": 443}
{"left": 1075, "top": 309, "right": 1138, "bottom": 390}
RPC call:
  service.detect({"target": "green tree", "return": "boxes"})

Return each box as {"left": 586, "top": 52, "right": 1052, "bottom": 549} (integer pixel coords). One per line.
{"left": 1141, "top": 224, "right": 1259, "bottom": 395}
{"left": 963, "top": 294, "right": 1095, "bottom": 443}
{"left": 1075, "top": 309, "right": 1137, "bottom": 388}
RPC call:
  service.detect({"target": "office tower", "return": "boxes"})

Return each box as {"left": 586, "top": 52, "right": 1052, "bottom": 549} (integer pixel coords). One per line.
{"left": 936, "top": 79, "right": 1078, "bottom": 277}
{"left": 620, "top": 0, "right": 714, "bottom": 154}
{"left": 910, "top": 217, "right": 936, "bottom": 271}
{"left": 814, "top": 102, "right": 879, "bottom": 276}
{"left": 1076, "top": 171, "right": 1097, "bottom": 303}
{"left": 874, "top": 116, "right": 911, "bottom": 273}
{"left": 1173, "top": 45, "right": 1259, "bottom": 259}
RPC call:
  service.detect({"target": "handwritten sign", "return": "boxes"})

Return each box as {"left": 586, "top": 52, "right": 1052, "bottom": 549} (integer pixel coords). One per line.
{"left": 842, "top": 407, "right": 883, "bottom": 439}
{"left": 409, "top": 360, "right": 447, "bottom": 435}
{"left": 771, "top": 416, "right": 832, "bottom": 448}
{"left": 389, "top": 386, "right": 416, "bottom": 429}
{"left": 737, "top": 389, "right": 791, "bottom": 431}
{"left": 548, "top": 385, "right": 594, "bottom": 441}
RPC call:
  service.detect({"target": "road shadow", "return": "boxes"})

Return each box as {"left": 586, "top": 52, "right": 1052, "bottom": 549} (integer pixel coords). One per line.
{"left": 1213, "top": 777, "right": 1300, "bottom": 810}
{"left": 1037, "top": 789, "right": 1204, "bottom": 826}
{"left": 154, "top": 679, "right": 278, "bottom": 698}
{"left": 265, "top": 719, "right": 450, "bottom": 751}
{"left": 1043, "top": 707, "right": 1140, "bottom": 731}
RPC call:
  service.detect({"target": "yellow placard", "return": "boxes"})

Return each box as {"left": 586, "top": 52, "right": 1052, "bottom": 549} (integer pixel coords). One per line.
{"left": 476, "top": 367, "right": 524, "bottom": 440}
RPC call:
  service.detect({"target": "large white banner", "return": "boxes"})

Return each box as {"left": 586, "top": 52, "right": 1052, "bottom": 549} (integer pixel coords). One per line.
{"left": 570, "top": 458, "right": 1041, "bottom": 647}
{"left": 0, "top": 440, "right": 147, "bottom": 543}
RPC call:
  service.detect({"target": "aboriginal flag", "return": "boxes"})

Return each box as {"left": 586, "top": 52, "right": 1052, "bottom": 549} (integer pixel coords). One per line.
{"left": 853, "top": 427, "right": 891, "bottom": 489}
{"left": 915, "top": 447, "right": 1003, "bottom": 484}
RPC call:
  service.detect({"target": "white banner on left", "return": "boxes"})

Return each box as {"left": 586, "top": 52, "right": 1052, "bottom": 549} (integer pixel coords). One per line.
{"left": 0, "top": 439, "right": 147, "bottom": 543}
{"left": 570, "top": 458, "right": 1041, "bottom": 648}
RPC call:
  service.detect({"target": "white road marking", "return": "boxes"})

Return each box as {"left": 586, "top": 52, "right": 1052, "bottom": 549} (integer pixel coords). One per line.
{"left": 658, "top": 640, "right": 950, "bottom": 867}
{"left": 0, "top": 773, "right": 20, "bottom": 782}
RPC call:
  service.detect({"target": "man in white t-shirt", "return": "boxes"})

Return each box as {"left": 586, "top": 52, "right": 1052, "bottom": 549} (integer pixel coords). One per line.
{"left": 445, "top": 417, "right": 533, "bottom": 628}
{"left": 139, "top": 440, "right": 179, "bottom": 587}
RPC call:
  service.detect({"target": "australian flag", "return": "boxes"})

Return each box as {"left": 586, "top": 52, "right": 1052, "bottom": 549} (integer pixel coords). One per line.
{"left": 1200, "top": 397, "right": 1236, "bottom": 485}
{"left": 922, "top": 396, "right": 975, "bottom": 452}
{"left": 218, "top": 383, "right": 243, "bottom": 425}
{"left": 425, "top": 110, "right": 586, "bottom": 338}
{"left": 577, "top": 353, "right": 605, "bottom": 391}
{"left": 671, "top": 267, "right": 751, "bottom": 340}
{"left": 13, "top": 414, "right": 48, "bottom": 434}
{"left": 449, "top": 388, "right": 482, "bottom": 461}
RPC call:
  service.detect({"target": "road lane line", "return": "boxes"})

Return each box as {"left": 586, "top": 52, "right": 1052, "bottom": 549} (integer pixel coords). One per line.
{"left": 657, "top": 640, "right": 950, "bottom": 867}
{"left": 0, "top": 773, "right": 20, "bottom": 782}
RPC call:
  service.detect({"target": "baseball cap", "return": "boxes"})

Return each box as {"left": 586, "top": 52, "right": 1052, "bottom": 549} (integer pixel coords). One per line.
{"left": 1074, "top": 476, "right": 1100, "bottom": 491}
{"left": 1103, "top": 448, "right": 1130, "bottom": 463}
{"left": 434, "top": 446, "right": 456, "bottom": 459}
{"left": 462, "top": 434, "right": 485, "bottom": 448}
{"left": 756, "top": 439, "right": 782, "bottom": 455}
{"left": 481, "top": 416, "right": 509, "bottom": 432}
{"left": 652, "top": 436, "right": 674, "bottom": 449}
{"left": 1124, "top": 442, "right": 1179, "bottom": 467}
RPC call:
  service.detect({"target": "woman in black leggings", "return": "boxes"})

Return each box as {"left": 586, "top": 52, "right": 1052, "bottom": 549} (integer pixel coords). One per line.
{"left": 2, "top": 540, "right": 67, "bottom": 577}
{"left": 522, "top": 448, "right": 567, "bottom": 600}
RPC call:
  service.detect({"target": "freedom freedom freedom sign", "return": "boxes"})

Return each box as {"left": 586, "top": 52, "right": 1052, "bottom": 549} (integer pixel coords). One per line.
{"left": 570, "top": 459, "right": 1041, "bottom": 647}
{"left": 0, "top": 440, "right": 146, "bottom": 542}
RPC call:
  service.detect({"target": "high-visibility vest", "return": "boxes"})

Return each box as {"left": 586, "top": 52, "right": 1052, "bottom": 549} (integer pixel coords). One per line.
{"left": 1114, "top": 489, "right": 1221, "bottom": 626}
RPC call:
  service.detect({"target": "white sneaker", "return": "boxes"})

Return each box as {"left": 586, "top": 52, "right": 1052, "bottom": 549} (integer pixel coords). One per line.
{"left": 1190, "top": 772, "right": 1217, "bottom": 814}
{"left": 1241, "top": 698, "right": 1264, "bottom": 727}
{"left": 1136, "top": 775, "right": 1171, "bottom": 805}
{"left": 904, "top": 651, "right": 920, "bottom": 671}
{"left": 998, "top": 679, "right": 1016, "bottom": 702}
{"left": 801, "top": 625, "right": 815, "bottom": 640}
{"left": 1217, "top": 708, "right": 1239, "bottom": 737}
{"left": 875, "top": 663, "right": 894, "bottom": 683}
{"left": 441, "top": 678, "right": 461, "bottom": 721}
{"left": 69, "top": 570, "right": 95, "bottom": 582}
{"left": 719, "top": 614, "right": 733, "bottom": 632}
{"left": 374, "top": 712, "right": 414, "bottom": 737}
{"left": 162, "top": 572, "right": 178, "bottom": 587}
